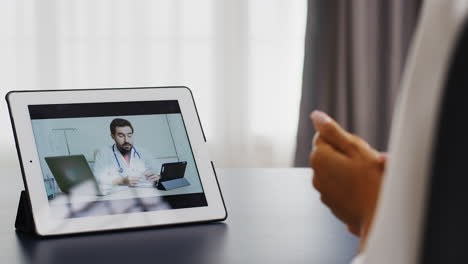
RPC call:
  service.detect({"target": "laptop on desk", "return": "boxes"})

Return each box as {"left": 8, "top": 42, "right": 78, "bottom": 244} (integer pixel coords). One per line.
{"left": 45, "top": 155, "right": 126, "bottom": 196}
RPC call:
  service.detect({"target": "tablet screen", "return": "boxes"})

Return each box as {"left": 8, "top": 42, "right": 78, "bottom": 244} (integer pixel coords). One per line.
{"left": 29, "top": 100, "right": 207, "bottom": 219}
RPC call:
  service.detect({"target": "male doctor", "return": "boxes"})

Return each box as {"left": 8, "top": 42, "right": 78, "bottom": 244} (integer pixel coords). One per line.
{"left": 93, "top": 118, "right": 161, "bottom": 189}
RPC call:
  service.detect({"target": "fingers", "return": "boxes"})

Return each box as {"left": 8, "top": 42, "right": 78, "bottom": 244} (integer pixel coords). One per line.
{"left": 128, "top": 176, "right": 141, "bottom": 186}
{"left": 377, "top": 152, "right": 388, "bottom": 171}
{"left": 378, "top": 152, "right": 388, "bottom": 163}
{"left": 310, "top": 111, "right": 381, "bottom": 162}
{"left": 347, "top": 224, "right": 361, "bottom": 237}
{"left": 129, "top": 180, "right": 139, "bottom": 186}
{"left": 147, "top": 175, "right": 161, "bottom": 182}
{"left": 145, "top": 173, "right": 161, "bottom": 181}
{"left": 310, "top": 111, "right": 355, "bottom": 154}
{"left": 312, "top": 132, "right": 319, "bottom": 149}
{"left": 310, "top": 142, "right": 348, "bottom": 192}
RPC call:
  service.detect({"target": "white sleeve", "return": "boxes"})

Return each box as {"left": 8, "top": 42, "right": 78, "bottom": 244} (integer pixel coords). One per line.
{"left": 351, "top": 254, "right": 365, "bottom": 264}
{"left": 93, "top": 149, "right": 119, "bottom": 186}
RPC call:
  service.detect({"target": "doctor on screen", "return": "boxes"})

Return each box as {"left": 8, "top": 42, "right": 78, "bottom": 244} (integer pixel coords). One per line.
{"left": 93, "top": 118, "right": 161, "bottom": 189}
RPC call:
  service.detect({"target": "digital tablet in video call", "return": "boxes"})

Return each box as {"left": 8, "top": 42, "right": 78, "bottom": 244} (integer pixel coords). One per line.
{"left": 6, "top": 87, "right": 227, "bottom": 236}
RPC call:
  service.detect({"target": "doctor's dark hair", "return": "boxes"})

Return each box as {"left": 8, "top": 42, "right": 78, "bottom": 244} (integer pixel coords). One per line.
{"left": 110, "top": 118, "right": 134, "bottom": 135}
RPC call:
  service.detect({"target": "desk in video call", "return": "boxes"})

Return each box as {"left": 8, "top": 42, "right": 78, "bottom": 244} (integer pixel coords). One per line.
{"left": 51, "top": 183, "right": 200, "bottom": 204}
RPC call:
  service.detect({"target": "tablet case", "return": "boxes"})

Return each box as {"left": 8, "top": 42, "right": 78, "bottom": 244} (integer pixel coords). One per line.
{"left": 15, "top": 190, "right": 36, "bottom": 233}
{"left": 157, "top": 178, "right": 190, "bottom": 191}
{"left": 156, "top": 161, "right": 190, "bottom": 191}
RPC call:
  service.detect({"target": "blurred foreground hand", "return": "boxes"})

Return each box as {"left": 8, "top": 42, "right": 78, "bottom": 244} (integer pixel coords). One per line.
{"left": 309, "top": 110, "right": 386, "bottom": 248}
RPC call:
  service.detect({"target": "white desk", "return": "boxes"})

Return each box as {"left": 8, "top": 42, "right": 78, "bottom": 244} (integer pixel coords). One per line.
{"left": 50, "top": 182, "right": 201, "bottom": 205}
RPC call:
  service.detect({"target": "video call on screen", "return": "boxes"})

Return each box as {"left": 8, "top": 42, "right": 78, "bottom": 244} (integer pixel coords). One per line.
{"left": 29, "top": 100, "right": 207, "bottom": 219}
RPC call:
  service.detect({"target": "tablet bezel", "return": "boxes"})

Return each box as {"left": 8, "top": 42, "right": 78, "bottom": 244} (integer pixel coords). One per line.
{"left": 7, "top": 87, "right": 227, "bottom": 236}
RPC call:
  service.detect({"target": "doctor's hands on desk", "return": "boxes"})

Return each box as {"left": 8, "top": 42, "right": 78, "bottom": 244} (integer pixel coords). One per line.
{"left": 309, "top": 110, "right": 387, "bottom": 250}
{"left": 112, "top": 175, "right": 141, "bottom": 186}
{"left": 112, "top": 171, "right": 161, "bottom": 187}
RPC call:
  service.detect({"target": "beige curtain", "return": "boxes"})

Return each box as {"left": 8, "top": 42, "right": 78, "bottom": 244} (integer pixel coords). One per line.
{"left": 295, "top": 0, "right": 423, "bottom": 166}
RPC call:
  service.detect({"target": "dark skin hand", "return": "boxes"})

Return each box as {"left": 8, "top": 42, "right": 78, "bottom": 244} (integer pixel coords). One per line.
{"left": 309, "top": 110, "right": 387, "bottom": 251}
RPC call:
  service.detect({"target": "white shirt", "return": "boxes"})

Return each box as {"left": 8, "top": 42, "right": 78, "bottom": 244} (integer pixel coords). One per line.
{"left": 354, "top": 0, "right": 468, "bottom": 263}
{"left": 351, "top": 254, "right": 365, "bottom": 264}
{"left": 93, "top": 144, "right": 156, "bottom": 188}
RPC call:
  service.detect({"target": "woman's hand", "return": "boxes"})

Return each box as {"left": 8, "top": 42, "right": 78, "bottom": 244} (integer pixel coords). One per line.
{"left": 309, "top": 111, "right": 386, "bottom": 248}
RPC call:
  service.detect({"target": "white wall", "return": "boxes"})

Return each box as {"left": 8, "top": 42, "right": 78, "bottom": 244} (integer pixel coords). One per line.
{"left": 32, "top": 115, "right": 176, "bottom": 160}
{"left": 0, "top": 0, "right": 306, "bottom": 168}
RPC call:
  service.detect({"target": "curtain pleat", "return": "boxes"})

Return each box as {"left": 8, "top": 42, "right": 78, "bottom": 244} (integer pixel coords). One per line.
{"left": 295, "top": 0, "right": 423, "bottom": 167}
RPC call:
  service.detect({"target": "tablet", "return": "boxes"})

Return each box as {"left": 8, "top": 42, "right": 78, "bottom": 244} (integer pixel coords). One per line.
{"left": 160, "top": 161, "right": 187, "bottom": 181}
{"left": 6, "top": 87, "right": 227, "bottom": 236}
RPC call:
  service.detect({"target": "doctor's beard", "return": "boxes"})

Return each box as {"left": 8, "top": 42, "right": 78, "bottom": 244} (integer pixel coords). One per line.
{"left": 117, "top": 143, "right": 133, "bottom": 155}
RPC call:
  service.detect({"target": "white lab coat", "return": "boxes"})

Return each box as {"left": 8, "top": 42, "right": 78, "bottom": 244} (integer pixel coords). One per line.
{"left": 353, "top": 0, "right": 468, "bottom": 263}
{"left": 93, "top": 144, "right": 156, "bottom": 188}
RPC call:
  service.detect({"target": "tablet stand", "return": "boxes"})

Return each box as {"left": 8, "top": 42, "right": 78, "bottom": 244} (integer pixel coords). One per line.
{"left": 15, "top": 190, "right": 36, "bottom": 233}
{"left": 157, "top": 178, "right": 190, "bottom": 191}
